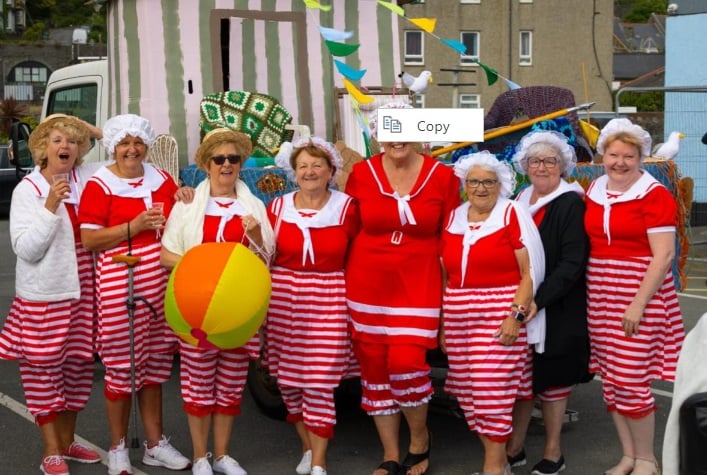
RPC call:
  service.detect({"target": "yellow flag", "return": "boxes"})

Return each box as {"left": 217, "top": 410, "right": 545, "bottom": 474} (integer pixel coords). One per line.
{"left": 303, "top": 0, "right": 332, "bottom": 11}
{"left": 409, "top": 18, "right": 436, "bottom": 33}
{"left": 343, "top": 79, "right": 374, "bottom": 104}
{"left": 376, "top": 0, "right": 405, "bottom": 16}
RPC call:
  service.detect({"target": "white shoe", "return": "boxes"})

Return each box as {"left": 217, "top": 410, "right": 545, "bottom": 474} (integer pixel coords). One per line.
{"left": 311, "top": 466, "right": 328, "bottom": 475}
{"left": 192, "top": 453, "right": 213, "bottom": 475}
{"left": 213, "top": 454, "right": 247, "bottom": 475}
{"left": 296, "top": 450, "right": 312, "bottom": 475}
{"left": 142, "top": 435, "right": 192, "bottom": 470}
{"left": 108, "top": 438, "right": 133, "bottom": 475}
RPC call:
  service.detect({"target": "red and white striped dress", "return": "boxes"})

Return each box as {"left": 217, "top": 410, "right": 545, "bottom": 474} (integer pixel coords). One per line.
{"left": 265, "top": 190, "right": 359, "bottom": 388}
{"left": 172, "top": 196, "right": 260, "bottom": 413}
{"left": 78, "top": 165, "right": 178, "bottom": 392}
{"left": 585, "top": 173, "right": 684, "bottom": 395}
{"left": 0, "top": 173, "right": 95, "bottom": 416}
{"left": 440, "top": 200, "right": 533, "bottom": 439}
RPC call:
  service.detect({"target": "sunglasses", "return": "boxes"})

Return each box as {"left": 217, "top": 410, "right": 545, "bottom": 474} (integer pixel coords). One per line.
{"left": 210, "top": 154, "right": 241, "bottom": 165}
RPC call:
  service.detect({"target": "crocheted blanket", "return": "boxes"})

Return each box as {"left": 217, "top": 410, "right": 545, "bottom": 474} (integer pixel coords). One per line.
{"left": 199, "top": 91, "right": 294, "bottom": 157}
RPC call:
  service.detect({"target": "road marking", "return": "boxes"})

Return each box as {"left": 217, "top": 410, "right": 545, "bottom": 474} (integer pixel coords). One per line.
{"left": 678, "top": 291, "right": 707, "bottom": 300}
{"left": 0, "top": 391, "right": 148, "bottom": 474}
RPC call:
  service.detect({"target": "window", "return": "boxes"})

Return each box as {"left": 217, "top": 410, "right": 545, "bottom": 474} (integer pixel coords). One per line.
{"left": 414, "top": 93, "right": 425, "bottom": 108}
{"left": 459, "top": 94, "right": 481, "bottom": 109}
{"left": 519, "top": 31, "right": 532, "bottom": 65}
{"left": 404, "top": 31, "right": 424, "bottom": 65}
{"left": 519, "top": 0, "right": 533, "bottom": 3}
{"left": 460, "top": 31, "right": 480, "bottom": 64}
{"left": 461, "top": 0, "right": 481, "bottom": 3}
{"left": 11, "top": 61, "right": 48, "bottom": 83}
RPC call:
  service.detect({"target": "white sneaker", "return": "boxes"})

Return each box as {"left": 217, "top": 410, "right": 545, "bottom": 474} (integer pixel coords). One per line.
{"left": 108, "top": 438, "right": 133, "bottom": 475}
{"left": 296, "top": 450, "right": 312, "bottom": 475}
{"left": 192, "top": 453, "right": 213, "bottom": 475}
{"left": 142, "top": 435, "right": 192, "bottom": 470}
{"left": 311, "top": 466, "right": 328, "bottom": 475}
{"left": 213, "top": 454, "right": 247, "bottom": 475}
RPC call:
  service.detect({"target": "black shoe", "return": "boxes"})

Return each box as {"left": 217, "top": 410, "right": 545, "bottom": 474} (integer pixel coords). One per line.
{"left": 507, "top": 449, "right": 527, "bottom": 467}
{"left": 400, "top": 430, "right": 431, "bottom": 475}
{"left": 531, "top": 455, "right": 566, "bottom": 475}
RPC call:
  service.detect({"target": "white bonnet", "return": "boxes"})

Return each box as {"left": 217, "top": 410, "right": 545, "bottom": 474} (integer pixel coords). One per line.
{"left": 454, "top": 150, "right": 516, "bottom": 198}
{"left": 274, "top": 136, "right": 343, "bottom": 186}
{"left": 102, "top": 114, "right": 157, "bottom": 157}
{"left": 512, "top": 130, "right": 577, "bottom": 177}
{"left": 596, "top": 118, "right": 652, "bottom": 159}
{"left": 368, "top": 100, "right": 413, "bottom": 140}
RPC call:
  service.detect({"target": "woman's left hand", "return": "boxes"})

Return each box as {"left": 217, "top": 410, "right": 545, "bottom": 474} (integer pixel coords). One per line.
{"left": 494, "top": 316, "right": 521, "bottom": 346}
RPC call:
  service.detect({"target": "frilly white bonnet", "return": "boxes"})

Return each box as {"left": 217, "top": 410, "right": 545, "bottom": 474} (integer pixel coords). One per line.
{"left": 512, "top": 130, "right": 577, "bottom": 177}
{"left": 102, "top": 113, "right": 157, "bottom": 157}
{"left": 596, "top": 118, "right": 652, "bottom": 159}
{"left": 274, "top": 136, "right": 343, "bottom": 185}
{"left": 368, "top": 101, "right": 413, "bottom": 140}
{"left": 454, "top": 150, "right": 516, "bottom": 198}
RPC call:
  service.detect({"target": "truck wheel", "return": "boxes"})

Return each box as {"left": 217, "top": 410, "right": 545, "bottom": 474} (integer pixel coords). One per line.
{"left": 247, "top": 359, "right": 287, "bottom": 420}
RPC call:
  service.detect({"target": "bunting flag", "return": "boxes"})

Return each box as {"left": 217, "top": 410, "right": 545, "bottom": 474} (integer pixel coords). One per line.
{"left": 303, "top": 0, "right": 332, "bottom": 11}
{"left": 476, "top": 61, "right": 499, "bottom": 86}
{"left": 504, "top": 78, "right": 523, "bottom": 90}
{"left": 325, "top": 39, "right": 360, "bottom": 57}
{"left": 408, "top": 17, "right": 436, "bottom": 33}
{"left": 334, "top": 59, "right": 367, "bottom": 81}
{"left": 343, "top": 79, "right": 374, "bottom": 104}
{"left": 319, "top": 25, "right": 353, "bottom": 41}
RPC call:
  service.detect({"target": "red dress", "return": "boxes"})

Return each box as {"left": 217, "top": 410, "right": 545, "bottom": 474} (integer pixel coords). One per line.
{"left": 265, "top": 190, "right": 359, "bottom": 388}
{"left": 78, "top": 165, "right": 178, "bottom": 391}
{"left": 585, "top": 173, "right": 684, "bottom": 397}
{"left": 345, "top": 153, "right": 460, "bottom": 348}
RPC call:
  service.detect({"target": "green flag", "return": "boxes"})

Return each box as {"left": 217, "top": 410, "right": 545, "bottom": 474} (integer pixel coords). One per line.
{"left": 477, "top": 61, "right": 499, "bottom": 86}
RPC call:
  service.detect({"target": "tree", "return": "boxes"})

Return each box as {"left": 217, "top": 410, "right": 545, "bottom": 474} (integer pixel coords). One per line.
{"left": 618, "top": 0, "right": 669, "bottom": 22}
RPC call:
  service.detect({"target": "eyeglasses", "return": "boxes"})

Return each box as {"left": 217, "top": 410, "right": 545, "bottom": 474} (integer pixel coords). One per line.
{"left": 527, "top": 157, "right": 558, "bottom": 169}
{"left": 210, "top": 154, "right": 241, "bottom": 165}
{"left": 465, "top": 179, "right": 498, "bottom": 188}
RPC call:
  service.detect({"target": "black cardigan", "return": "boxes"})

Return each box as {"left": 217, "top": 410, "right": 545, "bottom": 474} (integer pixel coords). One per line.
{"left": 532, "top": 191, "right": 593, "bottom": 394}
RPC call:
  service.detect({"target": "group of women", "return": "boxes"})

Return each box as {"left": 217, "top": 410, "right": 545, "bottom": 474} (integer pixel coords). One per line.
{"left": 0, "top": 109, "right": 684, "bottom": 475}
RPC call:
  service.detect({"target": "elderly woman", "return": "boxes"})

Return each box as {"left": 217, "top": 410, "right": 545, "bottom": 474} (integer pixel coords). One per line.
{"left": 266, "top": 137, "right": 359, "bottom": 475}
{"left": 584, "top": 118, "right": 684, "bottom": 475}
{"left": 161, "top": 128, "right": 275, "bottom": 475}
{"left": 78, "top": 114, "right": 190, "bottom": 475}
{"left": 440, "top": 150, "right": 544, "bottom": 475}
{"left": 0, "top": 115, "right": 102, "bottom": 475}
{"left": 345, "top": 102, "right": 460, "bottom": 475}
{"left": 505, "top": 130, "right": 591, "bottom": 475}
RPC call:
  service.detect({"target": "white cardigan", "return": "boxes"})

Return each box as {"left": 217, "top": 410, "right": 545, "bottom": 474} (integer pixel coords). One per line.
{"left": 10, "top": 163, "right": 101, "bottom": 301}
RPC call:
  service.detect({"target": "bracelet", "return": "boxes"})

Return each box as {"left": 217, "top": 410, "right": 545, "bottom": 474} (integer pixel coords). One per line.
{"left": 511, "top": 303, "right": 527, "bottom": 313}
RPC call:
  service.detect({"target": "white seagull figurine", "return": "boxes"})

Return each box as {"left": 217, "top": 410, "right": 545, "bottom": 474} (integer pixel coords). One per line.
{"left": 652, "top": 131, "right": 684, "bottom": 160}
{"left": 398, "top": 70, "right": 433, "bottom": 94}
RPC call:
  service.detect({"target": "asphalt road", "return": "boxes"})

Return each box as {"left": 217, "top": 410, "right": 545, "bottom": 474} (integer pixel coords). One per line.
{"left": 0, "top": 212, "right": 706, "bottom": 475}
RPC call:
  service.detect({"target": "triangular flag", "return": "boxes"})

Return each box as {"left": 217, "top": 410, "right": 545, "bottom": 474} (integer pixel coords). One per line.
{"left": 334, "top": 60, "right": 367, "bottom": 81}
{"left": 343, "top": 78, "right": 374, "bottom": 104}
{"left": 303, "top": 0, "right": 332, "bottom": 11}
{"left": 440, "top": 38, "right": 467, "bottom": 55}
{"left": 504, "top": 78, "right": 522, "bottom": 90}
{"left": 325, "top": 40, "right": 360, "bottom": 57}
{"left": 319, "top": 25, "right": 353, "bottom": 42}
{"left": 476, "top": 61, "right": 499, "bottom": 86}
{"left": 376, "top": 0, "right": 405, "bottom": 16}
{"left": 409, "top": 18, "right": 436, "bottom": 34}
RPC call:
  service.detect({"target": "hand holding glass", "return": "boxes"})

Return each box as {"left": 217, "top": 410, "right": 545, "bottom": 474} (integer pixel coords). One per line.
{"left": 150, "top": 202, "right": 165, "bottom": 228}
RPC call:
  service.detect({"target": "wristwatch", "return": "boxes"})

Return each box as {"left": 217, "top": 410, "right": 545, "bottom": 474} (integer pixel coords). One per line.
{"left": 511, "top": 310, "right": 526, "bottom": 323}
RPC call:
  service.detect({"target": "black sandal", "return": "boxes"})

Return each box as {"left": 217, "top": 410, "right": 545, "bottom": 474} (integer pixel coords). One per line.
{"left": 400, "top": 431, "right": 431, "bottom": 475}
{"left": 376, "top": 460, "right": 401, "bottom": 475}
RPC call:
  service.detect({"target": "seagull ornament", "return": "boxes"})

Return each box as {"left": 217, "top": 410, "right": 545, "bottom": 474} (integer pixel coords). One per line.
{"left": 398, "top": 70, "right": 433, "bottom": 94}
{"left": 652, "top": 131, "right": 684, "bottom": 160}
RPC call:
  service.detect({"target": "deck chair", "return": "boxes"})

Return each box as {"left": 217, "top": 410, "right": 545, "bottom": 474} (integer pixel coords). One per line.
{"left": 480, "top": 85, "right": 594, "bottom": 162}
{"left": 199, "top": 90, "right": 294, "bottom": 158}
{"left": 146, "top": 134, "right": 180, "bottom": 183}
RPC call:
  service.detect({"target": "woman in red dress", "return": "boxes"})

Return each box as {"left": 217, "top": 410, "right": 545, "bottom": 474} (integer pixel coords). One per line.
{"left": 79, "top": 114, "right": 190, "bottom": 475}
{"left": 585, "top": 118, "right": 684, "bottom": 475}
{"left": 440, "top": 150, "right": 545, "bottom": 475}
{"left": 266, "top": 137, "right": 359, "bottom": 475}
{"left": 345, "top": 102, "right": 460, "bottom": 475}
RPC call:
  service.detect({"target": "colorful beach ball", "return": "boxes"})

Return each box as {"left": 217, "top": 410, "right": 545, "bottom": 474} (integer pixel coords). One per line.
{"left": 165, "top": 242, "right": 271, "bottom": 350}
